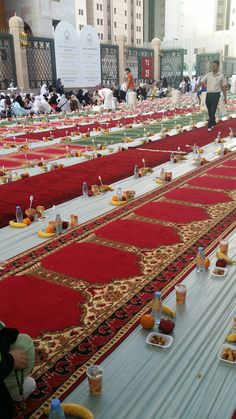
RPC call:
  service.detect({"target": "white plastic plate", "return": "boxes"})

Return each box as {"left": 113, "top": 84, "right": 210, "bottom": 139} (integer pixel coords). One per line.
{"left": 146, "top": 332, "right": 173, "bottom": 349}
{"left": 211, "top": 267, "right": 228, "bottom": 277}
{"left": 218, "top": 344, "right": 236, "bottom": 364}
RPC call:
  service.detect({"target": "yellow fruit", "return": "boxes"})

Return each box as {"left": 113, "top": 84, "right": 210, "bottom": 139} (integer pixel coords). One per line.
{"left": 162, "top": 304, "right": 176, "bottom": 318}
{"left": 9, "top": 220, "right": 27, "bottom": 228}
{"left": 44, "top": 403, "right": 94, "bottom": 418}
{"left": 216, "top": 250, "right": 236, "bottom": 265}
{"left": 38, "top": 230, "right": 55, "bottom": 238}
{"left": 226, "top": 333, "right": 236, "bottom": 342}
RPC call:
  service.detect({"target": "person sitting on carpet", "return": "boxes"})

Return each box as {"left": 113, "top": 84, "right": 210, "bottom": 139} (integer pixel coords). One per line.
{"left": 0, "top": 321, "right": 36, "bottom": 418}
{"left": 69, "top": 94, "right": 81, "bottom": 111}
{"left": 98, "top": 87, "right": 116, "bottom": 111}
{"left": 56, "top": 94, "right": 70, "bottom": 113}
{"left": 11, "top": 96, "right": 31, "bottom": 117}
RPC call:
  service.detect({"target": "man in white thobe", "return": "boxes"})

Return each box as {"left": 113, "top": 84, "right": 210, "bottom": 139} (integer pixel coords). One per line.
{"left": 98, "top": 88, "right": 116, "bottom": 111}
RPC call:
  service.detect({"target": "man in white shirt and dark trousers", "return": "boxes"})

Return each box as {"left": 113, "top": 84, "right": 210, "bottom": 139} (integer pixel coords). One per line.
{"left": 197, "top": 60, "right": 227, "bottom": 131}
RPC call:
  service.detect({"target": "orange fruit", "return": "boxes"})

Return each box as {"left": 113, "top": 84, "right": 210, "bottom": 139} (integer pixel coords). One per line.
{"left": 205, "top": 257, "right": 210, "bottom": 269}
{"left": 112, "top": 195, "right": 117, "bottom": 201}
{"left": 23, "top": 217, "right": 31, "bottom": 225}
{"left": 140, "top": 314, "right": 155, "bottom": 330}
{"left": 45, "top": 225, "right": 55, "bottom": 233}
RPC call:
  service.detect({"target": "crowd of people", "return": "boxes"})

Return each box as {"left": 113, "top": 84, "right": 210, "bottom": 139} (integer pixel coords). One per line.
{"left": 0, "top": 74, "right": 172, "bottom": 118}
{"left": 0, "top": 68, "right": 234, "bottom": 119}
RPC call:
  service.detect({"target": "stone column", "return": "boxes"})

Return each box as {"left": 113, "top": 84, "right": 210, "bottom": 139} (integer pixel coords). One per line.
{"left": 115, "top": 34, "right": 127, "bottom": 85}
{"left": 9, "top": 14, "right": 29, "bottom": 91}
{"left": 151, "top": 38, "right": 161, "bottom": 81}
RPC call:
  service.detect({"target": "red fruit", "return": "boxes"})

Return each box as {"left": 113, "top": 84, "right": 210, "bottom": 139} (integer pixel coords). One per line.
{"left": 216, "top": 259, "right": 227, "bottom": 268}
{"left": 20, "top": 172, "right": 30, "bottom": 179}
{"left": 88, "top": 190, "right": 93, "bottom": 197}
{"left": 159, "top": 318, "right": 175, "bottom": 334}
{"left": 62, "top": 221, "right": 68, "bottom": 229}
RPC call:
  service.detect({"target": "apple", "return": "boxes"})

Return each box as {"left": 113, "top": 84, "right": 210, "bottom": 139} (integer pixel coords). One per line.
{"left": 216, "top": 259, "right": 227, "bottom": 268}
{"left": 20, "top": 172, "right": 30, "bottom": 179}
{"left": 159, "top": 318, "right": 175, "bottom": 334}
{"left": 62, "top": 221, "right": 68, "bottom": 229}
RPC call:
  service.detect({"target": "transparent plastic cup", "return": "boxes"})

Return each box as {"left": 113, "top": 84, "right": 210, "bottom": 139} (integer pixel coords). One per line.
{"left": 175, "top": 284, "right": 187, "bottom": 305}
{"left": 219, "top": 240, "right": 229, "bottom": 254}
{"left": 86, "top": 365, "right": 104, "bottom": 395}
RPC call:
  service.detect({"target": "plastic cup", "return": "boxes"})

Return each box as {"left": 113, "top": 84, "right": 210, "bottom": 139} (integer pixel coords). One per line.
{"left": 91, "top": 185, "right": 99, "bottom": 195}
{"left": 175, "top": 284, "right": 187, "bottom": 305}
{"left": 219, "top": 240, "right": 229, "bottom": 254}
{"left": 86, "top": 365, "right": 104, "bottom": 395}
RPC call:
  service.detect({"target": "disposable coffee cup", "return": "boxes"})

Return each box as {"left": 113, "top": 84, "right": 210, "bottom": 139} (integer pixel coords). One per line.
{"left": 86, "top": 365, "right": 104, "bottom": 395}
{"left": 175, "top": 284, "right": 187, "bottom": 305}
{"left": 219, "top": 240, "right": 229, "bottom": 254}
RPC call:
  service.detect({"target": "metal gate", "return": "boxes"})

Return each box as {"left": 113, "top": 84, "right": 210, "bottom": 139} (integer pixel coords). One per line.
{"left": 100, "top": 44, "right": 119, "bottom": 86}
{"left": 126, "top": 47, "right": 154, "bottom": 84}
{"left": 0, "top": 32, "right": 17, "bottom": 90}
{"left": 223, "top": 57, "right": 236, "bottom": 75}
{"left": 196, "top": 53, "right": 220, "bottom": 76}
{"left": 160, "top": 49, "right": 184, "bottom": 89}
{"left": 26, "top": 36, "right": 57, "bottom": 89}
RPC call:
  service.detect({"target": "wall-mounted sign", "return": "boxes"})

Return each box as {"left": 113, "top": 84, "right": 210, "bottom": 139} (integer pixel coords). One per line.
{"left": 78, "top": 25, "right": 101, "bottom": 87}
{"left": 54, "top": 21, "right": 80, "bottom": 88}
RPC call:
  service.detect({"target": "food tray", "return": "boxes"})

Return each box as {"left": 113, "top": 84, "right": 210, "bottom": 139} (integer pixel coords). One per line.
{"left": 211, "top": 267, "right": 228, "bottom": 277}
{"left": 218, "top": 344, "right": 236, "bottom": 364}
{"left": 146, "top": 332, "right": 173, "bottom": 349}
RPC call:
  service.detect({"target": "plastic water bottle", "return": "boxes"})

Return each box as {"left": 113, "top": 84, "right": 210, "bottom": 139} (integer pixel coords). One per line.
{"left": 196, "top": 153, "right": 201, "bottom": 166}
{"left": 220, "top": 143, "right": 225, "bottom": 156}
{"left": 55, "top": 214, "right": 62, "bottom": 234}
{"left": 160, "top": 167, "right": 165, "bottom": 180}
{"left": 170, "top": 153, "right": 174, "bottom": 164}
{"left": 151, "top": 291, "right": 163, "bottom": 325}
{"left": 8, "top": 172, "right": 13, "bottom": 182}
{"left": 116, "top": 187, "right": 122, "bottom": 201}
{"left": 196, "top": 246, "right": 205, "bottom": 272}
{"left": 48, "top": 398, "right": 65, "bottom": 419}
{"left": 82, "top": 181, "right": 88, "bottom": 198}
{"left": 15, "top": 205, "right": 23, "bottom": 223}
{"left": 134, "top": 165, "right": 139, "bottom": 179}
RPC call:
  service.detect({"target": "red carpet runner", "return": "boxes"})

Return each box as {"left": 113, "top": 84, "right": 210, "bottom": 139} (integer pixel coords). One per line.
{"left": 1, "top": 152, "right": 236, "bottom": 417}
{"left": 0, "top": 119, "right": 235, "bottom": 228}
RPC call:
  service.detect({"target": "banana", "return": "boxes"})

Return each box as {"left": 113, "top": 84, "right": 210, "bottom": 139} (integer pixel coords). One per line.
{"left": 216, "top": 250, "right": 236, "bottom": 265}
{"left": 162, "top": 304, "right": 176, "bottom": 318}
{"left": 9, "top": 220, "right": 27, "bottom": 228}
{"left": 226, "top": 333, "right": 236, "bottom": 342}
{"left": 38, "top": 230, "right": 55, "bottom": 238}
{"left": 44, "top": 402, "right": 94, "bottom": 418}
